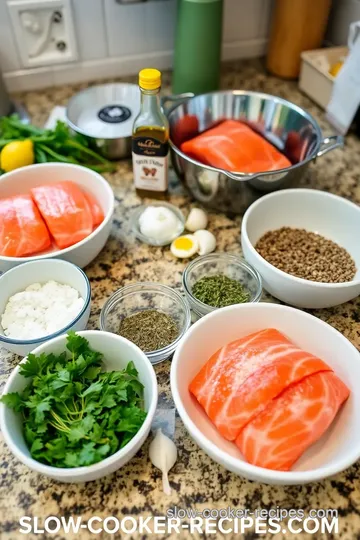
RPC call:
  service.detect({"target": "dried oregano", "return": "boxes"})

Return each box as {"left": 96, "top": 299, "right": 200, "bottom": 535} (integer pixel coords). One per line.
{"left": 119, "top": 310, "right": 179, "bottom": 352}
{"left": 192, "top": 274, "right": 250, "bottom": 308}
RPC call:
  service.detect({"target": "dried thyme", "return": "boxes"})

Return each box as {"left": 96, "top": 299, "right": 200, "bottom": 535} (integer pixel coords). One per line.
{"left": 192, "top": 274, "right": 250, "bottom": 308}
{"left": 118, "top": 310, "right": 179, "bottom": 352}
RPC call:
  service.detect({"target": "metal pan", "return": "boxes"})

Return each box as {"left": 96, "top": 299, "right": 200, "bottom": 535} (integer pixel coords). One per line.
{"left": 163, "top": 91, "right": 343, "bottom": 213}
{"left": 66, "top": 83, "right": 140, "bottom": 160}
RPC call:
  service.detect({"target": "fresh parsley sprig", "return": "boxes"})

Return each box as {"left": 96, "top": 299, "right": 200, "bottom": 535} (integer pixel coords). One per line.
{"left": 1, "top": 332, "right": 147, "bottom": 468}
{"left": 0, "top": 115, "right": 116, "bottom": 174}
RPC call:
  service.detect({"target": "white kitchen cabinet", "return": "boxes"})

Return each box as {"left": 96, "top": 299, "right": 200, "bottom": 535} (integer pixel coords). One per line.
{"left": 0, "top": 0, "right": 22, "bottom": 71}
{"left": 104, "top": 0, "right": 176, "bottom": 58}
{"left": 223, "top": 0, "right": 265, "bottom": 42}
{"left": 144, "top": 0, "right": 176, "bottom": 53}
{"left": 72, "top": 0, "right": 108, "bottom": 61}
{"left": 259, "top": 0, "right": 273, "bottom": 39}
{"left": 104, "top": 2, "right": 146, "bottom": 57}
{"left": 1, "top": 0, "right": 272, "bottom": 91}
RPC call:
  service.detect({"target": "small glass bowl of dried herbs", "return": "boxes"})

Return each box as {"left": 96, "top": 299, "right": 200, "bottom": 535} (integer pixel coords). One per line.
{"left": 183, "top": 253, "right": 262, "bottom": 318}
{"left": 100, "top": 282, "right": 191, "bottom": 364}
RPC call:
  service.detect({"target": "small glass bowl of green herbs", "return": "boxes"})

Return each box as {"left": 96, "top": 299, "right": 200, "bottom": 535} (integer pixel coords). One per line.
{"left": 100, "top": 283, "right": 191, "bottom": 364}
{"left": 183, "top": 253, "right": 262, "bottom": 318}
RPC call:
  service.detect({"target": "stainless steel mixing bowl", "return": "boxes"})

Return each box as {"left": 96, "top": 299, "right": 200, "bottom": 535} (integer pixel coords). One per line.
{"left": 164, "top": 91, "right": 343, "bottom": 213}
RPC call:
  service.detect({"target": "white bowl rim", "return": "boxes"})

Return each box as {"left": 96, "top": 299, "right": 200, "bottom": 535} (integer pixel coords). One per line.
{"left": 0, "top": 259, "right": 91, "bottom": 345}
{"left": 171, "top": 302, "right": 360, "bottom": 483}
{"left": 0, "top": 330, "right": 158, "bottom": 477}
{"left": 0, "top": 163, "right": 114, "bottom": 263}
{"left": 241, "top": 188, "right": 360, "bottom": 288}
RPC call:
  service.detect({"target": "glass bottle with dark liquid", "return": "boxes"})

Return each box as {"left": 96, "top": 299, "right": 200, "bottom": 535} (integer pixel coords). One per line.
{"left": 132, "top": 69, "right": 169, "bottom": 198}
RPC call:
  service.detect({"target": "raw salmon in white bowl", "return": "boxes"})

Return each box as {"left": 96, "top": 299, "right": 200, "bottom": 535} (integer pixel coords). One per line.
{"left": 171, "top": 303, "right": 360, "bottom": 485}
{"left": 0, "top": 163, "right": 114, "bottom": 272}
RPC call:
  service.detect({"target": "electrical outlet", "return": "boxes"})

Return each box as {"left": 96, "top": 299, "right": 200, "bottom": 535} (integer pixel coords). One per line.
{"left": 8, "top": 0, "right": 78, "bottom": 68}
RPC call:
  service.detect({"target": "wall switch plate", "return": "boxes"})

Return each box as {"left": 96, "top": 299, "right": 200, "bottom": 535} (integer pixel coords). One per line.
{"left": 8, "top": 0, "right": 78, "bottom": 68}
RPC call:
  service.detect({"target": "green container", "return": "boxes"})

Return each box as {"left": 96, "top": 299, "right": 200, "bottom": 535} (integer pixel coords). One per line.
{"left": 173, "top": 0, "right": 223, "bottom": 95}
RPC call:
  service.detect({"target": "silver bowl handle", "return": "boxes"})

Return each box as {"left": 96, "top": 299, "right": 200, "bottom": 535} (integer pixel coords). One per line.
{"left": 161, "top": 93, "right": 195, "bottom": 114}
{"left": 316, "top": 135, "right": 344, "bottom": 158}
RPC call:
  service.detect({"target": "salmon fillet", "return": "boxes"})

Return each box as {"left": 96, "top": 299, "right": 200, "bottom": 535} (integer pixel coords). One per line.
{"left": 235, "top": 371, "right": 350, "bottom": 471}
{"left": 181, "top": 120, "right": 292, "bottom": 173}
{"left": 189, "top": 329, "right": 331, "bottom": 441}
{"left": 82, "top": 190, "right": 104, "bottom": 227}
{"left": 0, "top": 194, "right": 51, "bottom": 257}
{"left": 31, "top": 182, "right": 93, "bottom": 249}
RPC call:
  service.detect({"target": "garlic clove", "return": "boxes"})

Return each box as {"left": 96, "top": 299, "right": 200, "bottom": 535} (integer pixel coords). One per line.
{"left": 194, "top": 229, "right": 216, "bottom": 255}
{"left": 149, "top": 428, "right": 177, "bottom": 495}
{"left": 185, "top": 208, "right": 208, "bottom": 232}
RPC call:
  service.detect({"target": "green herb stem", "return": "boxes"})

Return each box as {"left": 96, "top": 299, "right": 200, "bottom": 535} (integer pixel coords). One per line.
{"left": 39, "top": 144, "right": 79, "bottom": 164}
{"left": 65, "top": 140, "right": 111, "bottom": 165}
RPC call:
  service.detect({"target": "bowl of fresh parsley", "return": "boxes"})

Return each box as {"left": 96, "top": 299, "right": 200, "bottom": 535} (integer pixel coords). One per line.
{"left": 0, "top": 330, "right": 158, "bottom": 482}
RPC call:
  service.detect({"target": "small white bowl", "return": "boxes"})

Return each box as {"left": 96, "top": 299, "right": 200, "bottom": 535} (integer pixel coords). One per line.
{"left": 171, "top": 303, "right": 360, "bottom": 485}
{"left": 0, "top": 259, "right": 91, "bottom": 356}
{"left": 0, "top": 330, "right": 158, "bottom": 482}
{"left": 0, "top": 163, "right": 114, "bottom": 272}
{"left": 241, "top": 189, "right": 360, "bottom": 309}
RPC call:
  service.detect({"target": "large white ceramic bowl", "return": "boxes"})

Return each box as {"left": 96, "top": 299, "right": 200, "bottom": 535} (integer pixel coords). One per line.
{"left": 0, "top": 259, "right": 91, "bottom": 356}
{"left": 241, "top": 189, "right": 360, "bottom": 309}
{"left": 0, "top": 330, "right": 158, "bottom": 482}
{"left": 171, "top": 303, "right": 360, "bottom": 485}
{"left": 0, "top": 163, "right": 114, "bottom": 272}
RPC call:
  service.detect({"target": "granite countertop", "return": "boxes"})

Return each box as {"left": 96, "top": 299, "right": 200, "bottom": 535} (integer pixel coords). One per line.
{"left": 1, "top": 59, "right": 360, "bottom": 540}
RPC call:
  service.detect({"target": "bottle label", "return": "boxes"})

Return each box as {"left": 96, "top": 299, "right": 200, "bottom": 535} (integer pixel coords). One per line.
{"left": 132, "top": 137, "right": 169, "bottom": 192}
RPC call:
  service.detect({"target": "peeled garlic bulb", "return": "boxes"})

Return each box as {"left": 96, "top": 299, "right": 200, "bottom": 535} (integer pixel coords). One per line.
{"left": 149, "top": 428, "right": 177, "bottom": 495}
{"left": 194, "top": 229, "right": 216, "bottom": 255}
{"left": 185, "top": 208, "right": 208, "bottom": 232}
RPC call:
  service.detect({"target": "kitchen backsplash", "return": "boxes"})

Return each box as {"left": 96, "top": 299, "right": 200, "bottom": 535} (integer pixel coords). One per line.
{"left": 0, "top": 0, "right": 273, "bottom": 92}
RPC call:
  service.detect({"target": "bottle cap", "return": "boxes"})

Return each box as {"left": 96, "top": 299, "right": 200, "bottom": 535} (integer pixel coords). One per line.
{"left": 139, "top": 68, "right": 161, "bottom": 90}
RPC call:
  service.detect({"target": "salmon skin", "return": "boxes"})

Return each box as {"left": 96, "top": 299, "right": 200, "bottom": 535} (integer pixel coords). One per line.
{"left": 189, "top": 329, "right": 331, "bottom": 441}
{"left": 189, "top": 328, "right": 350, "bottom": 471}
{"left": 31, "top": 181, "right": 93, "bottom": 249}
{"left": 180, "top": 120, "right": 292, "bottom": 173}
{"left": 0, "top": 194, "right": 51, "bottom": 257}
{"left": 236, "top": 371, "right": 349, "bottom": 471}
{"left": 82, "top": 190, "right": 104, "bottom": 227}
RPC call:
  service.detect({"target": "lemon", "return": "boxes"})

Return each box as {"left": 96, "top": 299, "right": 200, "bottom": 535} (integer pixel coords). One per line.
{"left": 329, "top": 61, "right": 344, "bottom": 78}
{"left": 0, "top": 139, "right": 35, "bottom": 172}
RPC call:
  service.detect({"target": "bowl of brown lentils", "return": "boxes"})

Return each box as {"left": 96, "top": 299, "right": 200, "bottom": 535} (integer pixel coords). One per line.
{"left": 241, "top": 189, "right": 360, "bottom": 309}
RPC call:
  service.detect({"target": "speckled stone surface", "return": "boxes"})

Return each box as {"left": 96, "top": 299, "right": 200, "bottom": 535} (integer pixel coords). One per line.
{"left": 1, "top": 59, "right": 360, "bottom": 540}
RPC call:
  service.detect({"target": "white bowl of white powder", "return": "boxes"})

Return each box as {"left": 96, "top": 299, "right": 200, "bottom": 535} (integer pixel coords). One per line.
{"left": 0, "top": 259, "right": 91, "bottom": 356}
